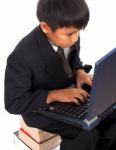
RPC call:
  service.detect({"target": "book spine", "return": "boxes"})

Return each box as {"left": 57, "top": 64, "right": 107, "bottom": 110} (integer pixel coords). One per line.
{"left": 13, "top": 131, "right": 31, "bottom": 150}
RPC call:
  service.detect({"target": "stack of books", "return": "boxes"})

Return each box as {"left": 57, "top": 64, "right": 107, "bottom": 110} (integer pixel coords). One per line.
{"left": 13, "top": 116, "right": 61, "bottom": 150}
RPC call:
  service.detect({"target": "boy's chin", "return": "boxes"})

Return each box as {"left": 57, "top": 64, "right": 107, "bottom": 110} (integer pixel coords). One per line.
{"left": 63, "top": 44, "right": 74, "bottom": 48}
{"left": 59, "top": 43, "right": 75, "bottom": 48}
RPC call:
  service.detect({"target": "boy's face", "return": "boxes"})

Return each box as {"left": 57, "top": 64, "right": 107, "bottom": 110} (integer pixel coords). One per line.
{"left": 40, "top": 22, "right": 80, "bottom": 48}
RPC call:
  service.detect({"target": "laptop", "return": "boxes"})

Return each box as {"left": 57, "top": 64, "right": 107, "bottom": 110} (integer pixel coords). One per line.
{"left": 36, "top": 48, "right": 116, "bottom": 130}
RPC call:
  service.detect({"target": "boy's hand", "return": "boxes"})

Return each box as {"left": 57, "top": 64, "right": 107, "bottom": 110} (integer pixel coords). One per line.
{"left": 76, "top": 69, "right": 93, "bottom": 88}
{"left": 47, "top": 88, "right": 89, "bottom": 105}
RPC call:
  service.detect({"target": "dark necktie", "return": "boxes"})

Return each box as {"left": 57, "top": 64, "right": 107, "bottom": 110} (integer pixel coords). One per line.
{"left": 57, "top": 47, "right": 72, "bottom": 77}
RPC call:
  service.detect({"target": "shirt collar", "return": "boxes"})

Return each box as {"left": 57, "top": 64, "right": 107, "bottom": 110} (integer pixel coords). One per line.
{"left": 52, "top": 44, "right": 58, "bottom": 52}
{"left": 48, "top": 40, "right": 58, "bottom": 52}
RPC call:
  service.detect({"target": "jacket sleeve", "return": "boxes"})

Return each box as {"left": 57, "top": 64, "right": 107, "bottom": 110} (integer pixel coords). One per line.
{"left": 75, "top": 37, "right": 92, "bottom": 72}
{"left": 4, "top": 52, "right": 49, "bottom": 115}
{"left": 75, "top": 37, "right": 83, "bottom": 70}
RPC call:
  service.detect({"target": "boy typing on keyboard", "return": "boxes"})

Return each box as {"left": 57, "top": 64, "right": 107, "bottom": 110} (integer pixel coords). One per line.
{"left": 5, "top": 0, "right": 116, "bottom": 150}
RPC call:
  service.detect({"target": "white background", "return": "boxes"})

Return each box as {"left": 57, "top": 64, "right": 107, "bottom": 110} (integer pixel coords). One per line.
{"left": 0, "top": 0, "right": 116, "bottom": 149}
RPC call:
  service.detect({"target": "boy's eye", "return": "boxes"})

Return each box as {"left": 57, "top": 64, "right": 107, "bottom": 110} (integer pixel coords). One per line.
{"left": 66, "top": 33, "right": 73, "bottom": 36}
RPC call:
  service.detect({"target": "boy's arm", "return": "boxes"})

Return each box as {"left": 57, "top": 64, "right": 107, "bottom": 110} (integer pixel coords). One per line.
{"left": 4, "top": 52, "right": 49, "bottom": 115}
{"left": 75, "top": 68, "right": 92, "bottom": 88}
{"left": 74, "top": 38, "right": 92, "bottom": 89}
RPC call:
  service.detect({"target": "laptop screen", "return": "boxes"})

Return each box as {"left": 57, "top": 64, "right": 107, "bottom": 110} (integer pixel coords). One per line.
{"left": 87, "top": 48, "right": 116, "bottom": 120}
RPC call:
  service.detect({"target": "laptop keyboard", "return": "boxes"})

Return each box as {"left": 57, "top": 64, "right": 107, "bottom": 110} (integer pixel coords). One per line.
{"left": 36, "top": 85, "right": 91, "bottom": 121}
{"left": 48, "top": 100, "right": 89, "bottom": 120}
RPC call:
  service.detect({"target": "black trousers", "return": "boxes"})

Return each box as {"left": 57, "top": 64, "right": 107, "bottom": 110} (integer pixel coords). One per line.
{"left": 95, "top": 110, "right": 116, "bottom": 150}
{"left": 24, "top": 110, "right": 116, "bottom": 150}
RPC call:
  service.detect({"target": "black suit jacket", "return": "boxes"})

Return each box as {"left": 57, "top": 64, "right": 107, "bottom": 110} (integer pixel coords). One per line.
{"left": 4, "top": 26, "right": 83, "bottom": 126}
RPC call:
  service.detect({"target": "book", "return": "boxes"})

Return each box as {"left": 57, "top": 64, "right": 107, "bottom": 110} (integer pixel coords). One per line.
{"left": 13, "top": 130, "right": 60, "bottom": 150}
{"left": 18, "top": 128, "right": 61, "bottom": 150}
{"left": 13, "top": 130, "right": 31, "bottom": 150}
{"left": 20, "top": 116, "right": 57, "bottom": 143}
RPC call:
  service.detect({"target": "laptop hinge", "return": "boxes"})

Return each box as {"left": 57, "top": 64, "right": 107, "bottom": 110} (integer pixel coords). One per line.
{"left": 112, "top": 103, "right": 116, "bottom": 109}
{"left": 100, "top": 103, "right": 116, "bottom": 120}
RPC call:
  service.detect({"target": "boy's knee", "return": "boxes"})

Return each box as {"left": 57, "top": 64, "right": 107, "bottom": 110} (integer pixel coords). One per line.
{"left": 80, "top": 129, "right": 99, "bottom": 142}
{"left": 77, "top": 129, "right": 99, "bottom": 149}
{"left": 63, "top": 128, "right": 99, "bottom": 142}
{"left": 61, "top": 129, "right": 99, "bottom": 150}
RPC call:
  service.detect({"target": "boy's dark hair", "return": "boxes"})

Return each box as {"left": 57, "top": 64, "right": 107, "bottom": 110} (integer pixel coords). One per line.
{"left": 36, "top": 0, "right": 90, "bottom": 31}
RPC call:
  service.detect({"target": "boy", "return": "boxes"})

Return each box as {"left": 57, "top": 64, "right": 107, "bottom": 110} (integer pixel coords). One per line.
{"left": 4, "top": 0, "right": 116, "bottom": 149}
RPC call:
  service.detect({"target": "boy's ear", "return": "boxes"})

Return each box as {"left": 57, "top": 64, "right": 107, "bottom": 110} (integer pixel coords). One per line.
{"left": 39, "top": 22, "right": 51, "bottom": 34}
